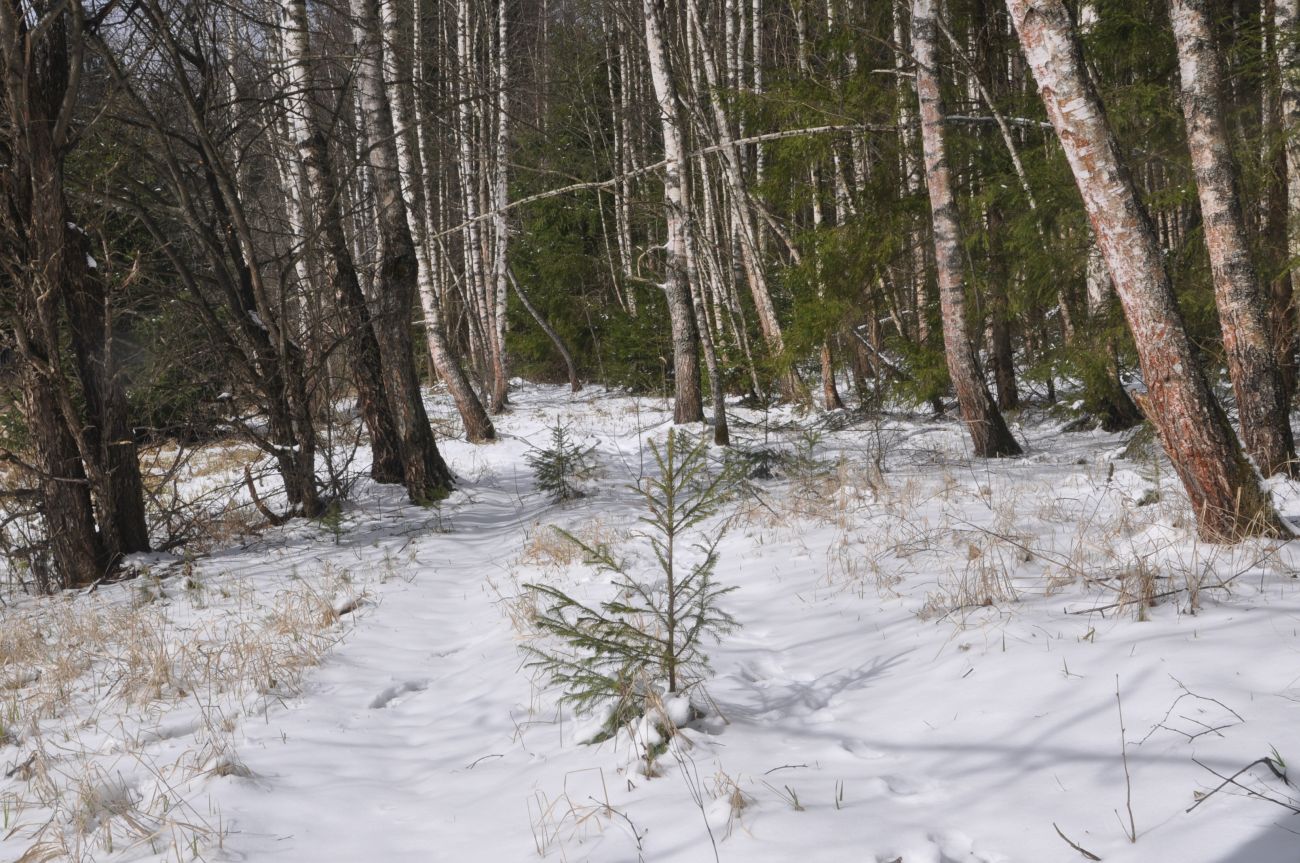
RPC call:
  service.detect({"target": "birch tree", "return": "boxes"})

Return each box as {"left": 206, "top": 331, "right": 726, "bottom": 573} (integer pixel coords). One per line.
{"left": 379, "top": 0, "right": 495, "bottom": 441}
{"left": 1277, "top": 0, "right": 1300, "bottom": 397}
{"left": 1008, "top": 0, "right": 1283, "bottom": 539}
{"left": 350, "top": 0, "right": 454, "bottom": 499}
{"left": 278, "top": 0, "right": 407, "bottom": 483}
{"left": 642, "top": 0, "right": 704, "bottom": 425}
{"left": 912, "top": 0, "right": 1021, "bottom": 458}
{"left": 1170, "top": 0, "right": 1296, "bottom": 477}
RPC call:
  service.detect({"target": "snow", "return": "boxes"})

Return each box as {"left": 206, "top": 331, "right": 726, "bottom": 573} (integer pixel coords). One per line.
{"left": 2, "top": 384, "right": 1299, "bottom": 862}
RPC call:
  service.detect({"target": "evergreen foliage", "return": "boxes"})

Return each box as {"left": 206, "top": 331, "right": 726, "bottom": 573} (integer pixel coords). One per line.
{"left": 525, "top": 419, "right": 600, "bottom": 503}
{"left": 525, "top": 429, "right": 738, "bottom": 737}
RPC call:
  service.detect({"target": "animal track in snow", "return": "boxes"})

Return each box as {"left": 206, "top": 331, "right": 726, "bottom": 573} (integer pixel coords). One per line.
{"left": 839, "top": 738, "right": 886, "bottom": 760}
{"left": 368, "top": 679, "right": 430, "bottom": 710}
{"left": 876, "top": 830, "right": 1005, "bottom": 863}
{"left": 861, "top": 773, "right": 939, "bottom": 801}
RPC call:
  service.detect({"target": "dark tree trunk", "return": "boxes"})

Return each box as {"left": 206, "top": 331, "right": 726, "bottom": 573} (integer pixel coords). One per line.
{"left": 278, "top": 0, "right": 405, "bottom": 484}
{"left": 351, "top": 0, "right": 453, "bottom": 500}
{"left": 986, "top": 208, "right": 1020, "bottom": 411}
{"left": 0, "top": 1, "right": 146, "bottom": 585}
{"left": 21, "top": 368, "right": 106, "bottom": 586}
{"left": 1083, "top": 241, "right": 1143, "bottom": 431}
{"left": 62, "top": 223, "right": 151, "bottom": 556}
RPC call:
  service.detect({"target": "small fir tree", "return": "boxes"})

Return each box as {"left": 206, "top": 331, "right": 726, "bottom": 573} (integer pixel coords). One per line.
{"left": 526, "top": 419, "right": 599, "bottom": 502}
{"left": 525, "top": 429, "right": 738, "bottom": 735}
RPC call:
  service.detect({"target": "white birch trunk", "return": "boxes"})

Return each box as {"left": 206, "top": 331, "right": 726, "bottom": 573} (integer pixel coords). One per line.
{"left": 642, "top": 0, "right": 704, "bottom": 424}
{"left": 381, "top": 0, "right": 495, "bottom": 440}
{"left": 1008, "top": 0, "right": 1281, "bottom": 539}
{"left": 1170, "top": 0, "right": 1294, "bottom": 476}
{"left": 489, "top": 0, "right": 511, "bottom": 411}
{"left": 912, "top": 0, "right": 1019, "bottom": 457}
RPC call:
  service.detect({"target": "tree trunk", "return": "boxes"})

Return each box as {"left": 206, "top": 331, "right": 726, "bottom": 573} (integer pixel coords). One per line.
{"left": 508, "top": 270, "right": 581, "bottom": 392}
{"left": 278, "top": 0, "right": 406, "bottom": 483}
{"left": 21, "top": 368, "right": 105, "bottom": 587}
{"left": 894, "top": 0, "right": 930, "bottom": 348}
{"left": 1085, "top": 240, "right": 1144, "bottom": 432}
{"left": 0, "top": 1, "right": 145, "bottom": 585}
{"left": 912, "top": 0, "right": 1021, "bottom": 458}
{"left": 350, "top": 0, "right": 454, "bottom": 501}
{"left": 1171, "top": 0, "right": 1296, "bottom": 477}
{"left": 1277, "top": 0, "right": 1300, "bottom": 400}
{"left": 61, "top": 224, "right": 151, "bottom": 556}
{"left": 687, "top": 0, "right": 797, "bottom": 401}
{"left": 642, "top": 0, "right": 704, "bottom": 425}
{"left": 1008, "top": 0, "right": 1282, "bottom": 540}
{"left": 379, "top": 0, "right": 495, "bottom": 442}
{"left": 489, "top": 0, "right": 511, "bottom": 412}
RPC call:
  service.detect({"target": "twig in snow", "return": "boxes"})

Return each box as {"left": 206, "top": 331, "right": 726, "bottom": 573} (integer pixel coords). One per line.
{"left": 1186, "top": 756, "right": 1297, "bottom": 814}
{"left": 4, "top": 752, "right": 35, "bottom": 779}
{"left": 1053, "top": 822, "right": 1103, "bottom": 861}
{"left": 666, "top": 738, "right": 720, "bottom": 863}
{"left": 594, "top": 799, "right": 647, "bottom": 863}
{"left": 1137, "top": 677, "right": 1243, "bottom": 744}
{"left": 1115, "top": 677, "right": 1136, "bottom": 843}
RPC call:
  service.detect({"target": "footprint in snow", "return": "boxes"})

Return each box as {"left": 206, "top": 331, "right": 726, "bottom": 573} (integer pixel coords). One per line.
{"left": 368, "top": 679, "right": 430, "bottom": 710}
{"left": 839, "top": 739, "right": 886, "bottom": 760}
{"left": 878, "top": 831, "right": 1005, "bottom": 863}
{"left": 735, "top": 657, "right": 787, "bottom": 687}
{"left": 861, "top": 773, "right": 937, "bottom": 801}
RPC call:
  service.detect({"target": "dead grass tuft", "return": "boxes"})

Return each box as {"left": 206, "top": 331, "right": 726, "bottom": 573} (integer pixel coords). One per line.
{"left": 519, "top": 518, "right": 620, "bottom": 570}
{"left": 0, "top": 563, "right": 361, "bottom": 861}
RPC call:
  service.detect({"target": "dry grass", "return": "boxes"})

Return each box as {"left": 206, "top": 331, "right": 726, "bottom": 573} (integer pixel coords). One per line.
{"left": 709, "top": 767, "right": 752, "bottom": 839}
{"left": 487, "top": 570, "right": 541, "bottom": 637}
{"left": 724, "top": 417, "right": 1229, "bottom": 625}
{"left": 519, "top": 518, "right": 621, "bottom": 571}
{"left": 0, "top": 563, "right": 363, "bottom": 862}
{"left": 918, "top": 537, "right": 1021, "bottom": 620}
{"left": 526, "top": 768, "right": 626, "bottom": 859}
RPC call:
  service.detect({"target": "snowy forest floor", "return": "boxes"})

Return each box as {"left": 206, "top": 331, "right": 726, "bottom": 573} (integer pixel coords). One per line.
{"left": 2, "top": 383, "right": 1300, "bottom": 863}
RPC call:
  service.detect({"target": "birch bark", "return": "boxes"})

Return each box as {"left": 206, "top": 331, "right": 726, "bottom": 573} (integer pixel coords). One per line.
{"left": 379, "top": 0, "right": 495, "bottom": 441}
{"left": 1277, "top": 0, "right": 1300, "bottom": 397}
{"left": 278, "top": 0, "right": 406, "bottom": 482}
{"left": 642, "top": 0, "right": 704, "bottom": 424}
{"left": 350, "top": 0, "right": 454, "bottom": 500}
{"left": 1008, "top": 0, "right": 1282, "bottom": 539}
{"left": 1170, "top": 0, "right": 1296, "bottom": 476}
{"left": 912, "top": 0, "right": 1021, "bottom": 458}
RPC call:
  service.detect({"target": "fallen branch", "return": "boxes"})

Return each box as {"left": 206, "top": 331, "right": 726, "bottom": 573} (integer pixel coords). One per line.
{"left": 243, "top": 466, "right": 289, "bottom": 527}
{"left": 1186, "top": 756, "right": 1296, "bottom": 815}
{"left": 1053, "top": 822, "right": 1102, "bottom": 861}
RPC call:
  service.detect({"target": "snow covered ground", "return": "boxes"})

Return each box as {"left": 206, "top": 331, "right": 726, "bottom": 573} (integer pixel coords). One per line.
{"left": 3, "top": 384, "right": 1299, "bottom": 862}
